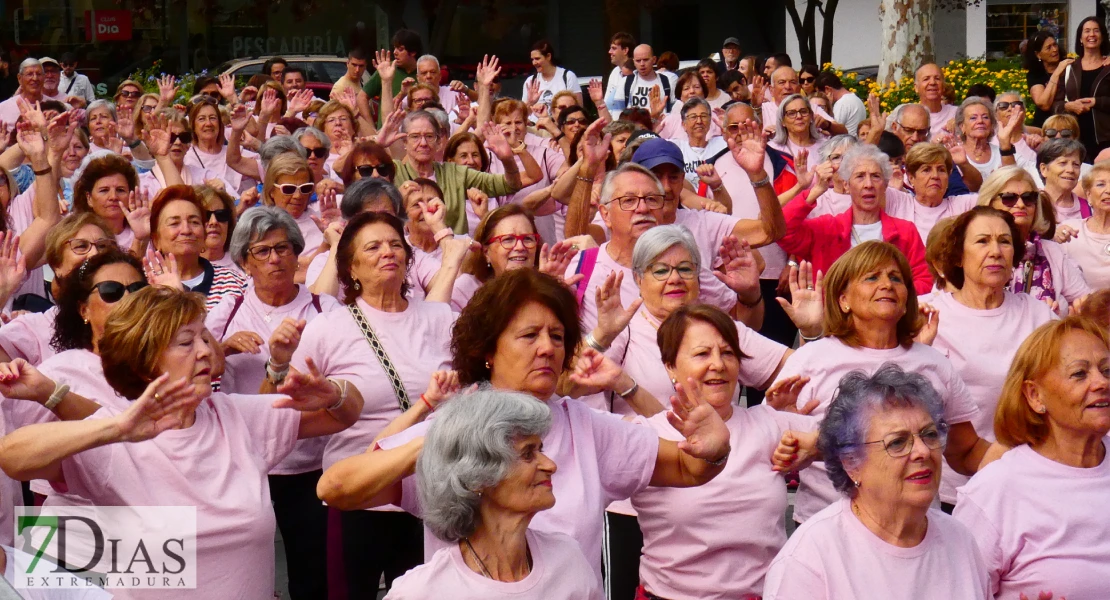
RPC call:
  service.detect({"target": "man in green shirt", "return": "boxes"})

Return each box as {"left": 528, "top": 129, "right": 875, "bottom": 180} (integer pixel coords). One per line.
{"left": 363, "top": 28, "right": 421, "bottom": 124}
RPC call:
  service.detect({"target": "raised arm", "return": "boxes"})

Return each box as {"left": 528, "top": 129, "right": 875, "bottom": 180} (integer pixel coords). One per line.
{"left": 564, "top": 118, "right": 610, "bottom": 238}
{"left": 726, "top": 119, "right": 786, "bottom": 248}
{"left": 317, "top": 437, "right": 421, "bottom": 511}
{"left": 475, "top": 55, "right": 500, "bottom": 128}
{"left": 226, "top": 103, "right": 265, "bottom": 180}
{"left": 481, "top": 122, "right": 523, "bottom": 191}
{"left": 13, "top": 121, "right": 61, "bottom": 268}
{"left": 648, "top": 380, "right": 731, "bottom": 487}
{"left": 373, "top": 49, "right": 397, "bottom": 120}
{"left": 143, "top": 111, "right": 184, "bottom": 187}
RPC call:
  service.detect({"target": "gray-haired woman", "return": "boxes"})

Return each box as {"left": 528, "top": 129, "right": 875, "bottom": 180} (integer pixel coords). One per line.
{"left": 294, "top": 126, "right": 334, "bottom": 184}
{"left": 205, "top": 205, "right": 341, "bottom": 599}
{"left": 798, "top": 134, "right": 861, "bottom": 216}
{"left": 1036, "top": 137, "right": 1090, "bottom": 229}
{"left": 763, "top": 363, "right": 990, "bottom": 599}
{"left": 958, "top": 96, "right": 1025, "bottom": 180}
{"left": 675, "top": 97, "right": 727, "bottom": 187}
{"left": 385, "top": 388, "right": 602, "bottom": 599}
{"left": 770, "top": 93, "right": 826, "bottom": 171}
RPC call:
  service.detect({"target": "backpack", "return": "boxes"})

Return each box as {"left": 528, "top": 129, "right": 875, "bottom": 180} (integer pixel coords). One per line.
{"left": 624, "top": 73, "right": 672, "bottom": 111}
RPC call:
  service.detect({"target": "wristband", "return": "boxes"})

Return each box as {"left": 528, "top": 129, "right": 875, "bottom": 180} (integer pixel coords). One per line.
{"left": 712, "top": 184, "right": 725, "bottom": 193}
{"left": 705, "top": 446, "right": 731, "bottom": 467}
{"left": 739, "top": 289, "right": 763, "bottom": 308}
{"left": 617, "top": 381, "right": 639, "bottom": 399}
{"left": 800, "top": 331, "right": 824, "bottom": 342}
{"left": 750, "top": 175, "right": 771, "bottom": 188}
{"left": 327, "top": 378, "right": 347, "bottom": 411}
{"left": 575, "top": 175, "right": 594, "bottom": 183}
{"left": 585, "top": 332, "right": 609, "bottom": 353}
{"left": 433, "top": 228, "right": 453, "bottom": 243}
{"left": 32, "top": 165, "right": 52, "bottom": 177}
{"left": 44, "top": 383, "right": 70, "bottom": 411}
{"left": 420, "top": 394, "right": 435, "bottom": 411}
{"left": 999, "top": 147, "right": 1016, "bottom": 157}
{"left": 265, "top": 358, "right": 289, "bottom": 385}
{"left": 127, "top": 138, "right": 143, "bottom": 150}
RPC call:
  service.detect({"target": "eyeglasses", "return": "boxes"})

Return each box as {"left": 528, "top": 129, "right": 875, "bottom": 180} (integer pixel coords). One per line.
{"left": 646, "top": 261, "right": 697, "bottom": 281}
{"left": 487, "top": 233, "right": 539, "bottom": 249}
{"left": 996, "top": 191, "right": 1041, "bottom": 208}
{"left": 357, "top": 164, "right": 393, "bottom": 178}
{"left": 785, "top": 108, "right": 812, "bottom": 119}
{"left": 304, "top": 147, "right": 329, "bottom": 159}
{"left": 996, "top": 101, "right": 1024, "bottom": 111}
{"left": 800, "top": 76, "right": 815, "bottom": 84}
{"left": 141, "top": 104, "right": 156, "bottom": 114}
{"left": 66, "top": 238, "right": 117, "bottom": 255}
{"left": 859, "top": 424, "right": 948, "bottom": 458}
{"left": 1044, "top": 128, "right": 1075, "bottom": 139}
{"left": 92, "top": 280, "right": 148, "bottom": 304}
{"left": 205, "top": 208, "right": 231, "bottom": 223}
{"left": 564, "top": 117, "right": 589, "bottom": 126}
{"left": 684, "top": 114, "right": 710, "bottom": 122}
{"left": 611, "top": 194, "right": 667, "bottom": 211}
{"left": 118, "top": 90, "right": 142, "bottom": 99}
{"left": 895, "top": 123, "right": 930, "bottom": 138}
{"left": 406, "top": 133, "right": 438, "bottom": 144}
{"left": 248, "top": 241, "right": 296, "bottom": 260}
{"left": 277, "top": 183, "right": 315, "bottom": 195}
{"left": 170, "top": 131, "right": 193, "bottom": 145}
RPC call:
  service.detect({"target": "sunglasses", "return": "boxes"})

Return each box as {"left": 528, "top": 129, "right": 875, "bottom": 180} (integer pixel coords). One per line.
{"left": 191, "top": 95, "right": 219, "bottom": 106}
{"left": 564, "top": 117, "right": 589, "bottom": 126}
{"left": 92, "top": 280, "right": 148, "bottom": 304}
{"left": 66, "top": 238, "right": 117, "bottom": 255}
{"left": 203, "top": 91, "right": 222, "bottom": 100}
{"left": 1044, "top": 128, "right": 1074, "bottom": 139}
{"left": 141, "top": 105, "right": 156, "bottom": 113}
{"left": 118, "top": 90, "right": 142, "bottom": 99}
{"left": 170, "top": 131, "right": 193, "bottom": 145}
{"left": 205, "top": 208, "right": 231, "bottom": 223}
{"left": 357, "top": 164, "right": 393, "bottom": 178}
{"left": 996, "top": 191, "right": 1040, "bottom": 207}
{"left": 305, "top": 147, "right": 328, "bottom": 159}
{"left": 800, "top": 76, "right": 815, "bottom": 84}
{"left": 995, "top": 100, "right": 1024, "bottom": 111}
{"left": 277, "top": 183, "right": 315, "bottom": 195}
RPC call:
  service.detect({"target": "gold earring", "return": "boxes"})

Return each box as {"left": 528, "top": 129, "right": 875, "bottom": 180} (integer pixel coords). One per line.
{"left": 485, "top": 361, "right": 490, "bottom": 369}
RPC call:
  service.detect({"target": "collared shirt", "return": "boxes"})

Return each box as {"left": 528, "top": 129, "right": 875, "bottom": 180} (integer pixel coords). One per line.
{"left": 59, "top": 72, "right": 96, "bottom": 103}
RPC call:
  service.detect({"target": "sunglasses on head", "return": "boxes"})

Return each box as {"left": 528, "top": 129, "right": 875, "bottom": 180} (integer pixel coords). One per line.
{"left": 205, "top": 208, "right": 231, "bottom": 223}
{"left": 203, "top": 91, "right": 222, "bottom": 100}
{"left": 92, "top": 280, "right": 148, "bottom": 304}
{"left": 278, "top": 183, "right": 315, "bottom": 195}
{"left": 191, "top": 95, "right": 219, "bottom": 106}
{"left": 170, "top": 131, "right": 193, "bottom": 145}
{"left": 996, "top": 191, "right": 1040, "bottom": 208}
{"left": 305, "top": 147, "right": 328, "bottom": 159}
{"left": 118, "top": 90, "right": 142, "bottom": 99}
{"left": 357, "top": 164, "right": 393, "bottom": 178}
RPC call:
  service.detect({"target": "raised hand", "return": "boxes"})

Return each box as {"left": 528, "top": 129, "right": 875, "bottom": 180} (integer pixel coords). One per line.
{"left": 400, "top": 78, "right": 415, "bottom": 98}
{"left": 481, "top": 121, "right": 515, "bottom": 160}
{"left": 775, "top": 260, "right": 825, "bottom": 337}
{"left": 377, "top": 107, "right": 406, "bottom": 146}
{"left": 17, "top": 98, "right": 47, "bottom": 133}
{"left": 259, "top": 88, "right": 281, "bottom": 119}
{"left": 914, "top": 303, "right": 939, "bottom": 345}
{"left": 526, "top": 78, "right": 541, "bottom": 105}
{"left": 287, "top": 89, "right": 313, "bottom": 115}
{"left": 449, "top": 80, "right": 467, "bottom": 93}
{"left": 771, "top": 429, "right": 820, "bottom": 472}
{"left": 475, "top": 55, "right": 501, "bottom": 88}
{"left": 105, "top": 121, "right": 124, "bottom": 154}
{"left": 116, "top": 105, "right": 137, "bottom": 142}
{"left": 588, "top": 79, "right": 605, "bottom": 104}
{"left": 750, "top": 76, "right": 766, "bottom": 105}
{"left": 696, "top": 163, "right": 723, "bottom": 191}
{"left": 793, "top": 149, "right": 812, "bottom": 188}
{"left": 269, "top": 318, "right": 307, "bottom": 366}
{"left": 335, "top": 85, "right": 359, "bottom": 114}
{"left": 866, "top": 93, "right": 886, "bottom": 132}
{"left": 229, "top": 103, "right": 251, "bottom": 132}
{"left": 373, "top": 49, "right": 396, "bottom": 81}
{"left": 311, "top": 187, "right": 342, "bottom": 234}
{"left": 14, "top": 121, "right": 46, "bottom": 161}
{"left": 594, "top": 271, "right": 642, "bottom": 344}
{"left": 727, "top": 118, "right": 768, "bottom": 177}
{"left": 0, "top": 122, "right": 11, "bottom": 154}
{"left": 122, "top": 188, "right": 152, "bottom": 240}
{"left": 274, "top": 357, "right": 344, "bottom": 411}
{"left": 538, "top": 240, "right": 582, "bottom": 286}
{"left": 143, "top": 247, "right": 183, "bottom": 290}
{"left": 809, "top": 161, "right": 835, "bottom": 198}
{"left": 715, "top": 236, "right": 761, "bottom": 297}
{"left": 765, "top": 375, "right": 818, "bottom": 414}
{"left": 114, "top": 374, "right": 202, "bottom": 443}
{"left": 237, "top": 186, "right": 260, "bottom": 215}
{"left": 580, "top": 117, "right": 612, "bottom": 168}
{"left": 465, "top": 187, "right": 489, "bottom": 220}
{"left": 238, "top": 86, "right": 259, "bottom": 104}
{"left": 423, "top": 370, "right": 461, "bottom": 408}
{"left": 667, "top": 379, "right": 731, "bottom": 461}
{"left": 322, "top": 220, "right": 345, "bottom": 249}
{"left": 142, "top": 111, "right": 173, "bottom": 157}
{"left": 0, "top": 232, "right": 26, "bottom": 305}
{"left": 569, "top": 347, "right": 627, "bottom": 392}
{"left": 999, "top": 107, "right": 1024, "bottom": 142}
{"left": 0, "top": 358, "right": 58, "bottom": 404}
{"left": 45, "top": 111, "right": 76, "bottom": 158}
{"left": 218, "top": 73, "right": 237, "bottom": 102}
{"left": 158, "top": 75, "right": 178, "bottom": 105}
{"left": 648, "top": 85, "right": 667, "bottom": 119}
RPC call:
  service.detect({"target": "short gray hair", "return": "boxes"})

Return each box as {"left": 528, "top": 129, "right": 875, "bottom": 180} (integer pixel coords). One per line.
{"left": 426, "top": 108, "right": 450, "bottom": 137}
{"left": 995, "top": 89, "right": 1024, "bottom": 104}
{"left": 417, "top": 387, "right": 553, "bottom": 542}
{"left": 631, "top": 224, "right": 701, "bottom": 277}
{"left": 294, "top": 126, "right": 332, "bottom": 153}
{"left": 229, "top": 206, "right": 306, "bottom": 267}
{"left": 819, "top": 134, "right": 859, "bottom": 163}
{"left": 341, "top": 178, "right": 404, "bottom": 220}
{"left": 680, "top": 97, "right": 711, "bottom": 121}
{"left": 888, "top": 103, "right": 929, "bottom": 131}
{"left": 954, "top": 96, "right": 996, "bottom": 142}
{"left": 87, "top": 99, "right": 117, "bottom": 122}
{"left": 603, "top": 120, "right": 639, "bottom": 138}
{"left": 817, "top": 362, "right": 947, "bottom": 497}
{"left": 18, "top": 58, "right": 42, "bottom": 78}
{"left": 600, "top": 163, "right": 663, "bottom": 205}
{"left": 259, "top": 135, "right": 307, "bottom": 171}
{"left": 1036, "top": 137, "right": 1086, "bottom": 169}
{"left": 838, "top": 144, "right": 892, "bottom": 184}
{"left": 417, "top": 55, "right": 440, "bottom": 70}
{"left": 402, "top": 110, "right": 438, "bottom": 136}
{"left": 774, "top": 94, "right": 819, "bottom": 146}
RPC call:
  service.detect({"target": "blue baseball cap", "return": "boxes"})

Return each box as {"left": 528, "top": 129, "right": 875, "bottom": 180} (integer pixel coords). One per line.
{"left": 632, "top": 138, "right": 684, "bottom": 171}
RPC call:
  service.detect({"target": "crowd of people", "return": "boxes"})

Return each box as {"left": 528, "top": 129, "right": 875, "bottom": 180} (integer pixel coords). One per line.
{"left": 0, "top": 18, "right": 1107, "bottom": 600}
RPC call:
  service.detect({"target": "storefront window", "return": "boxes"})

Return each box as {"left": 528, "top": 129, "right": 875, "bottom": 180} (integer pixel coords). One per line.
{"left": 986, "top": 1, "right": 1068, "bottom": 57}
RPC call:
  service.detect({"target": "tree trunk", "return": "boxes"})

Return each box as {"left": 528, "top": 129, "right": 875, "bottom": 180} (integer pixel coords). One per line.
{"left": 427, "top": 0, "right": 460, "bottom": 57}
{"left": 819, "top": 0, "right": 839, "bottom": 67}
{"left": 785, "top": 0, "right": 818, "bottom": 66}
{"left": 878, "top": 0, "right": 934, "bottom": 85}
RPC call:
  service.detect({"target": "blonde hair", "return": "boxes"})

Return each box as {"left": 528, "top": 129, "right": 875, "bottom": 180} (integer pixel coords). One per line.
{"left": 976, "top": 165, "right": 1055, "bottom": 237}
{"left": 823, "top": 241, "right": 922, "bottom": 349}
{"left": 316, "top": 101, "right": 355, "bottom": 136}
{"left": 1080, "top": 161, "right": 1110, "bottom": 193}
{"left": 262, "top": 153, "right": 312, "bottom": 206}
{"left": 1043, "top": 114, "right": 1080, "bottom": 138}
{"left": 905, "top": 142, "right": 953, "bottom": 176}
{"left": 132, "top": 93, "right": 161, "bottom": 134}
{"left": 44, "top": 212, "right": 113, "bottom": 270}
{"left": 995, "top": 317, "right": 1110, "bottom": 447}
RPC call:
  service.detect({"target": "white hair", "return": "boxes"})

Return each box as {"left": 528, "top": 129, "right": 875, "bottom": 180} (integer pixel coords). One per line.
{"left": 838, "top": 144, "right": 893, "bottom": 184}
{"left": 600, "top": 163, "right": 664, "bottom": 205}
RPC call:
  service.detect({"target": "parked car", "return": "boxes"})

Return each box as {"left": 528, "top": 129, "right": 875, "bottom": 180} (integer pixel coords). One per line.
{"left": 212, "top": 55, "right": 368, "bottom": 97}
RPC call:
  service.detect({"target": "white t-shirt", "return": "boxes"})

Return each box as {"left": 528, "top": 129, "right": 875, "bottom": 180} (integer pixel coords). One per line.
{"left": 851, "top": 221, "right": 883, "bottom": 246}
{"left": 832, "top": 92, "right": 867, "bottom": 137}
{"left": 674, "top": 137, "right": 728, "bottom": 186}
{"left": 927, "top": 103, "right": 959, "bottom": 140}
{"left": 611, "top": 72, "right": 668, "bottom": 111}
{"left": 522, "top": 67, "right": 580, "bottom": 110}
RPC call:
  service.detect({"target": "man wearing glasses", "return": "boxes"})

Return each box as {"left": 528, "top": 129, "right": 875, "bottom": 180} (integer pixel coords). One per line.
{"left": 58, "top": 52, "right": 95, "bottom": 107}
{"left": 886, "top": 103, "right": 980, "bottom": 195}
{"left": 0, "top": 58, "right": 45, "bottom": 127}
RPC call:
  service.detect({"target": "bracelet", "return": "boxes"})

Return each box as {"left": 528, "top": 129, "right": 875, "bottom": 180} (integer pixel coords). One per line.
{"left": 705, "top": 446, "right": 731, "bottom": 467}
{"left": 739, "top": 289, "right": 763, "bottom": 308}
{"left": 585, "top": 332, "right": 609, "bottom": 353}
{"left": 800, "top": 331, "right": 824, "bottom": 342}
{"left": 32, "top": 165, "right": 52, "bottom": 177}
{"left": 750, "top": 175, "right": 771, "bottom": 188}
{"left": 712, "top": 184, "right": 725, "bottom": 193}
{"left": 420, "top": 393, "right": 435, "bottom": 411}
{"left": 326, "top": 378, "right": 347, "bottom": 411}
{"left": 999, "top": 146, "right": 1016, "bottom": 157}
{"left": 617, "top": 381, "right": 639, "bottom": 399}
{"left": 265, "top": 358, "right": 289, "bottom": 385}
{"left": 433, "top": 228, "right": 453, "bottom": 243}
{"left": 575, "top": 175, "right": 594, "bottom": 183}
{"left": 127, "top": 138, "right": 143, "bottom": 150}
{"left": 44, "top": 382, "right": 70, "bottom": 411}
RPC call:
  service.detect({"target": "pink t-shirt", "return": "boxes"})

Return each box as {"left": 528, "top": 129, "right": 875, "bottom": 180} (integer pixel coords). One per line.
{"left": 930, "top": 292, "right": 1055, "bottom": 503}
{"left": 0, "top": 306, "right": 58, "bottom": 365}
{"left": 183, "top": 144, "right": 255, "bottom": 194}
{"left": 385, "top": 530, "right": 603, "bottom": 600}
{"left": 1059, "top": 218, "right": 1110, "bottom": 290}
{"left": 772, "top": 337, "right": 978, "bottom": 522}
{"left": 768, "top": 137, "right": 827, "bottom": 172}
{"left": 54, "top": 392, "right": 300, "bottom": 600}
{"left": 633, "top": 406, "right": 817, "bottom": 599}
{"left": 1051, "top": 194, "right": 1086, "bottom": 223}
{"left": 386, "top": 396, "right": 660, "bottom": 583}
{"left": 206, "top": 284, "right": 341, "bottom": 475}
{"left": 7, "top": 186, "right": 45, "bottom": 301}
{"left": 763, "top": 499, "right": 990, "bottom": 599}
{"left": 955, "top": 441, "right": 1110, "bottom": 599}
{"left": 656, "top": 103, "right": 723, "bottom": 143}
{"left": 138, "top": 163, "right": 232, "bottom": 198}
{"left": 487, "top": 143, "right": 566, "bottom": 242}
{"left": 927, "top": 103, "right": 959, "bottom": 141}
{"left": 291, "top": 298, "right": 454, "bottom": 472}
{"left": 714, "top": 151, "right": 786, "bottom": 278}
{"left": 292, "top": 210, "right": 324, "bottom": 258}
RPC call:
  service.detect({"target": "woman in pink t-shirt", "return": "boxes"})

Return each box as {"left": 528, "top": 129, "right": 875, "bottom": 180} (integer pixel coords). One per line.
{"left": 928, "top": 207, "right": 1057, "bottom": 506}
{"left": 771, "top": 241, "right": 995, "bottom": 523}
{"left": 895, "top": 143, "right": 979, "bottom": 243}
{"left": 764, "top": 363, "right": 990, "bottom": 599}
{"left": 386, "top": 389, "right": 602, "bottom": 600}
{"left": 955, "top": 317, "right": 1110, "bottom": 599}
{"left": 0, "top": 286, "right": 363, "bottom": 600}
{"left": 1059, "top": 162, "right": 1110, "bottom": 289}
{"left": 72, "top": 154, "right": 154, "bottom": 256}
{"left": 318, "top": 269, "right": 733, "bottom": 585}
{"left": 1037, "top": 137, "right": 1089, "bottom": 224}
{"left": 977, "top": 165, "right": 1091, "bottom": 313}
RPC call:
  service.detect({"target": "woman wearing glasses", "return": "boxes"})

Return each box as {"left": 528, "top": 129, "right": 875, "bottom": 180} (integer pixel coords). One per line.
{"left": 764, "top": 364, "right": 991, "bottom": 599}
{"left": 149, "top": 185, "right": 246, "bottom": 310}
{"left": 769, "top": 94, "right": 826, "bottom": 172}
{"left": 139, "top": 109, "right": 233, "bottom": 196}
{"left": 992, "top": 92, "right": 1039, "bottom": 165}
{"left": 196, "top": 185, "right": 239, "bottom": 272}
{"left": 926, "top": 207, "right": 1056, "bottom": 510}
{"left": 263, "top": 154, "right": 326, "bottom": 260}
{"left": 207, "top": 206, "right": 341, "bottom": 600}
{"left": 954, "top": 317, "right": 1110, "bottom": 599}
{"left": 977, "top": 165, "right": 1091, "bottom": 314}
{"left": 339, "top": 140, "right": 396, "bottom": 186}
{"left": 674, "top": 98, "right": 727, "bottom": 188}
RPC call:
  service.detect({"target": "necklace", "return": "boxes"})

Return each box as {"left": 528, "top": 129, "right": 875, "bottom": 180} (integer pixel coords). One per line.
{"left": 463, "top": 539, "right": 495, "bottom": 579}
